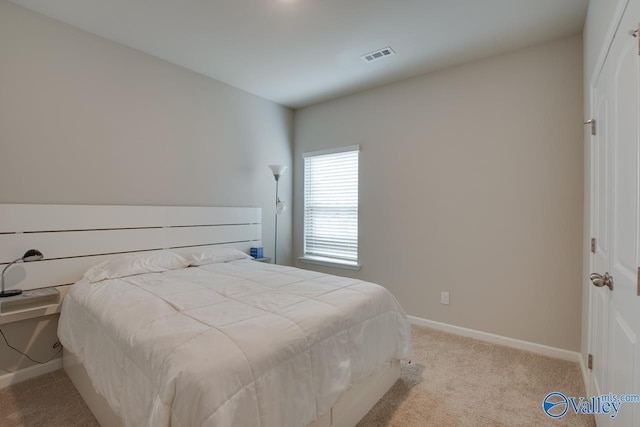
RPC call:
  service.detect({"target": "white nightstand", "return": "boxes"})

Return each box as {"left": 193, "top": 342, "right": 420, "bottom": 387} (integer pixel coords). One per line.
{"left": 252, "top": 257, "right": 272, "bottom": 263}
{"left": 0, "top": 286, "right": 68, "bottom": 325}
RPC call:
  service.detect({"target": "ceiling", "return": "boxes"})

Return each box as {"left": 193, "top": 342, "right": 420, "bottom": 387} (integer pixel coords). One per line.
{"left": 10, "top": 0, "right": 589, "bottom": 108}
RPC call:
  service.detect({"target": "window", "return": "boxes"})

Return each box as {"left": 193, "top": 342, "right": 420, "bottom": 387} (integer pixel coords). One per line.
{"left": 301, "top": 146, "right": 360, "bottom": 270}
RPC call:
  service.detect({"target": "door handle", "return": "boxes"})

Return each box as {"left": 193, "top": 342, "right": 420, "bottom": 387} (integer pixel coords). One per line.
{"left": 590, "top": 272, "right": 613, "bottom": 291}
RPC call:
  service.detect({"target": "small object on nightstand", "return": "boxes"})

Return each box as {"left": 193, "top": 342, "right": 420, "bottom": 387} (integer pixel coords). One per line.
{"left": 253, "top": 257, "right": 272, "bottom": 263}
{"left": 250, "top": 247, "right": 264, "bottom": 259}
{"left": 0, "top": 288, "right": 60, "bottom": 315}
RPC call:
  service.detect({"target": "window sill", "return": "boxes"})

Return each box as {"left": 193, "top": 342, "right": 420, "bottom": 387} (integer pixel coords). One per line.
{"left": 298, "top": 256, "right": 361, "bottom": 271}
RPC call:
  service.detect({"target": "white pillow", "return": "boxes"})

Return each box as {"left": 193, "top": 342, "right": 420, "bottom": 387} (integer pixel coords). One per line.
{"left": 83, "top": 251, "right": 189, "bottom": 283}
{"left": 184, "top": 248, "right": 251, "bottom": 266}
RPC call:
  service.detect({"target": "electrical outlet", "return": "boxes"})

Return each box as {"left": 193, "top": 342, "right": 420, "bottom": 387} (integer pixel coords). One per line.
{"left": 441, "top": 291, "right": 450, "bottom": 305}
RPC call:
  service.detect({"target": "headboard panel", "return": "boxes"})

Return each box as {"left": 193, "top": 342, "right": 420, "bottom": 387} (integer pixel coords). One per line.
{"left": 0, "top": 204, "right": 262, "bottom": 292}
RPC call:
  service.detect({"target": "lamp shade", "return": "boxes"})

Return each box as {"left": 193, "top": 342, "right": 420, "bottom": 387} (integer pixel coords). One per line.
{"left": 268, "top": 165, "right": 287, "bottom": 178}
{"left": 22, "top": 249, "right": 43, "bottom": 262}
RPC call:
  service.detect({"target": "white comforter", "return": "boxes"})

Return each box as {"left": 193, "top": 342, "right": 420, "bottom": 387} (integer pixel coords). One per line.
{"left": 58, "top": 260, "right": 411, "bottom": 427}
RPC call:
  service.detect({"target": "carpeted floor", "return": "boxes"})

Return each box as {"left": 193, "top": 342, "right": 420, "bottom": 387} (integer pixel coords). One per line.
{"left": 357, "top": 326, "right": 594, "bottom": 426}
{"left": 0, "top": 367, "right": 98, "bottom": 427}
{"left": 0, "top": 325, "right": 594, "bottom": 426}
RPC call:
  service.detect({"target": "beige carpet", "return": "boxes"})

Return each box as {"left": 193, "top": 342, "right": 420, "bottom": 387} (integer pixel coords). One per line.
{"left": 0, "top": 368, "right": 98, "bottom": 427}
{"left": 357, "top": 326, "right": 594, "bottom": 426}
{"left": 0, "top": 325, "right": 593, "bottom": 426}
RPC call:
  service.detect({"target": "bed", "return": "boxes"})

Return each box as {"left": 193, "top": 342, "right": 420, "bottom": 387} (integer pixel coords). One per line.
{"left": 0, "top": 204, "right": 411, "bottom": 427}
{"left": 59, "top": 253, "right": 411, "bottom": 427}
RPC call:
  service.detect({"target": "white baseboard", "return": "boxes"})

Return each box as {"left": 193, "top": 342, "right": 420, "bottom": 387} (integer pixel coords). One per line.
{"left": 0, "top": 357, "right": 62, "bottom": 389}
{"left": 408, "top": 315, "right": 580, "bottom": 362}
{"left": 578, "top": 352, "right": 590, "bottom": 395}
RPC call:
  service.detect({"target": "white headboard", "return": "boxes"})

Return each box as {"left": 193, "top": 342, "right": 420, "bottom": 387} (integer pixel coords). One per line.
{"left": 0, "top": 204, "right": 262, "bottom": 292}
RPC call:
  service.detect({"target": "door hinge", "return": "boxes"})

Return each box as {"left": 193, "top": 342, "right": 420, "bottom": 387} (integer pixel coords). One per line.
{"left": 584, "top": 119, "right": 596, "bottom": 136}
{"left": 637, "top": 267, "right": 639, "bottom": 296}
{"left": 631, "top": 23, "right": 640, "bottom": 55}
{"left": 591, "top": 238, "right": 596, "bottom": 253}
{"left": 588, "top": 353, "right": 593, "bottom": 370}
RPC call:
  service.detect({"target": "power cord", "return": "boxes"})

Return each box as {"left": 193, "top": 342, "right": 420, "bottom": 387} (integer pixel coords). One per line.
{"left": 0, "top": 328, "right": 62, "bottom": 364}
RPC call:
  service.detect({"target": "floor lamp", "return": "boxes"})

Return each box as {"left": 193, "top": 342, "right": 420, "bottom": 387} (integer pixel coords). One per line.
{"left": 268, "top": 165, "right": 287, "bottom": 264}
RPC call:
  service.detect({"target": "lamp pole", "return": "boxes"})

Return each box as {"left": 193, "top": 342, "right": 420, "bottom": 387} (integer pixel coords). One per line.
{"left": 268, "top": 165, "right": 287, "bottom": 265}
{"left": 274, "top": 175, "right": 280, "bottom": 265}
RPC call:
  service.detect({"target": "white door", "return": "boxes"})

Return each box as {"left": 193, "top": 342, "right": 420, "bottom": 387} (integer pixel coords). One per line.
{"left": 589, "top": 0, "right": 640, "bottom": 425}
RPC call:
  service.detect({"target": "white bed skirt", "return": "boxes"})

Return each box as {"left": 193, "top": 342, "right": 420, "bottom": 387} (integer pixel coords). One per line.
{"left": 63, "top": 349, "right": 400, "bottom": 427}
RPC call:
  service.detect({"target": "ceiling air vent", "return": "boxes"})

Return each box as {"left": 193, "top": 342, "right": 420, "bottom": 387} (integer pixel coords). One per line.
{"left": 361, "top": 46, "right": 395, "bottom": 63}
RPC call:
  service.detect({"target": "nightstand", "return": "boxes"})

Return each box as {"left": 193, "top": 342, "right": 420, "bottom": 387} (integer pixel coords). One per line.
{"left": 0, "top": 287, "right": 62, "bottom": 324}
{"left": 252, "top": 257, "right": 272, "bottom": 263}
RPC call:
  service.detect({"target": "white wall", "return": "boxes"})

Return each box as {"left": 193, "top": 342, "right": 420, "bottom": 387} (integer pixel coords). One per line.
{"left": 0, "top": 0, "right": 292, "bottom": 376}
{"left": 581, "top": 0, "right": 626, "bottom": 371}
{"left": 294, "top": 36, "right": 584, "bottom": 351}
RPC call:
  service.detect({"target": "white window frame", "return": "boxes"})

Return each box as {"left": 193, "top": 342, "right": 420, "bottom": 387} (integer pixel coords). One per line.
{"left": 299, "top": 145, "right": 361, "bottom": 271}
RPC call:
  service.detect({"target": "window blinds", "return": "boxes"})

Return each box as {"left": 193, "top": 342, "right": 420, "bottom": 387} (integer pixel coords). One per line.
{"left": 303, "top": 147, "right": 359, "bottom": 263}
